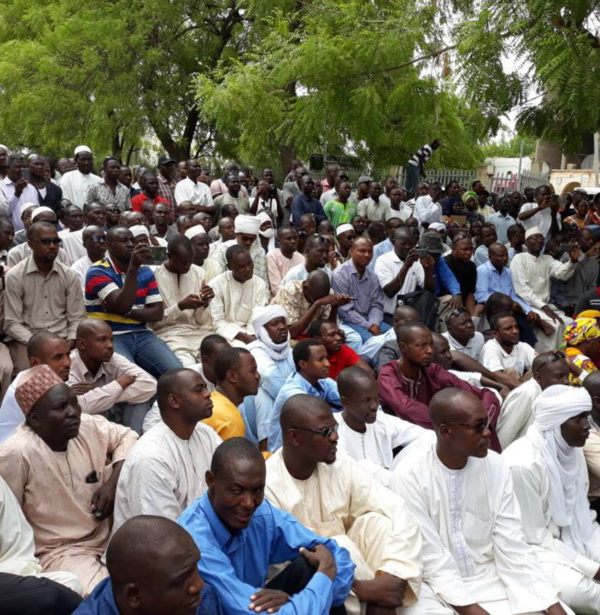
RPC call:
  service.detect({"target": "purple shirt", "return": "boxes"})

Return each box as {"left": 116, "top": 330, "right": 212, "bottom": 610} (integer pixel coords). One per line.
{"left": 332, "top": 260, "right": 383, "bottom": 328}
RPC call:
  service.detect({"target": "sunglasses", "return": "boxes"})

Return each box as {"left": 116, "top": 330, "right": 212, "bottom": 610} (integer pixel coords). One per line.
{"left": 31, "top": 238, "right": 62, "bottom": 246}
{"left": 445, "top": 417, "right": 491, "bottom": 433}
{"left": 292, "top": 424, "right": 339, "bottom": 438}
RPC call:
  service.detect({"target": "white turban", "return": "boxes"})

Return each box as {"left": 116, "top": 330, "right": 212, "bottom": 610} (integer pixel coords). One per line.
{"left": 256, "top": 212, "right": 272, "bottom": 226}
{"left": 0, "top": 144, "right": 10, "bottom": 154}
{"left": 129, "top": 225, "right": 149, "bottom": 238}
{"left": 31, "top": 206, "right": 55, "bottom": 222}
{"left": 525, "top": 226, "right": 543, "bottom": 239}
{"left": 235, "top": 215, "right": 260, "bottom": 235}
{"left": 185, "top": 225, "right": 206, "bottom": 240}
{"left": 387, "top": 211, "right": 403, "bottom": 220}
{"left": 251, "top": 305, "right": 290, "bottom": 360}
{"left": 530, "top": 384, "right": 595, "bottom": 555}
{"left": 336, "top": 223, "right": 354, "bottom": 237}
{"left": 74, "top": 145, "right": 91, "bottom": 156}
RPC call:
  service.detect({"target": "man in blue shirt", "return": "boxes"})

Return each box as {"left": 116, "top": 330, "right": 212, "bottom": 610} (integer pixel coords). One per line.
{"left": 73, "top": 515, "right": 220, "bottom": 615}
{"left": 179, "top": 438, "right": 354, "bottom": 615}
{"left": 271, "top": 339, "right": 342, "bottom": 449}
{"left": 291, "top": 176, "right": 327, "bottom": 228}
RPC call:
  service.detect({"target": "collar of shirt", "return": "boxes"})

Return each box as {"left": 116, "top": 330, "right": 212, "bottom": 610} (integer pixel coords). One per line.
{"left": 25, "top": 255, "right": 60, "bottom": 276}
{"left": 292, "top": 371, "right": 324, "bottom": 394}
{"left": 106, "top": 254, "right": 126, "bottom": 276}
{"left": 198, "top": 492, "right": 247, "bottom": 551}
{"left": 2, "top": 177, "right": 13, "bottom": 186}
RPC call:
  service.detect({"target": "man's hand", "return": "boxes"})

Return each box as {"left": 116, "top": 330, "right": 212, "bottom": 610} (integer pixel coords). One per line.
{"left": 319, "top": 293, "right": 352, "bottom": 307}
{"left": 431, "top": 139, "right": 441, "bottom": 150}
{"left": 14, "top": 178, "right": 28, "bottom": 198}
{"left": 546, "top": 603, "right": 568, "bottom": 615}
{"left": 420, "top": 254, "right": 435, "bottom": 269}
{"left": 353, "top": 572, "right": 407, "bottom": 608}
{"left": 71, "top": 382, "right": 95, "bottom": 396}
{"left": 199, "top": 282, "right": 215, "bottom": 307}
{"left": 91, "top": 481, "right": 117, "bottom": 521}
{"left": 499, "top": 386, "right": 510, "bottom": 399}
{"left": 368, "top": 324, "right": 382, "bottom": 336}
{"left": 404, "top": 250, "right": 419, "bottom": 268}
{"left": 568, "top": 245, "right": 581, "bottom": 262}
{"left": 525, "top": 310, "right": 539, "bottom": 325}
{"left": 178, "top": 293, "right": 205, "bottom": 311}
{"left": 539, "top": 196, "right": 551, "bottom": 210}
{"left": 328, "top": 252, "right": 340, "bottom": 270}
{"left": 586, "top": 243, "right": 600, "bottom": 259}
{"left": 116, "top": 374, "right": 136, "bottom": 389}
{"left": 541, "top": 305, "right": 562, "bottom": 325}
{"left": 449, "top": 294, "right": 463, "bottom": 310}
{"left": 300, "top": 545, "right": 336, "bottom": 581}
{"left": 235, "top": 332, "right": 256, "bottom": 344}
{"left": 494, "top": 372, "right": 518, "bottom": 391}
{"left": 130, "top": 244, "right": 151, "bottom": 269}
{"left": 512, "top": 301, "right": 524, "bottom": 314}
{"left": 249, "top": 589, "right": 290, "bottom": 613}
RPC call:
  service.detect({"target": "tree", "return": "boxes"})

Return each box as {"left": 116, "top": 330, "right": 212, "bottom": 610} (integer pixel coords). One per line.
{"left": 0, "top": 0, "right": 246, "bottom": 161}
{"left": 480, "top": 135, "right": 536, "bottom": 158}
{"left": 196, "top": 0, "right": 488, "bottom": 172}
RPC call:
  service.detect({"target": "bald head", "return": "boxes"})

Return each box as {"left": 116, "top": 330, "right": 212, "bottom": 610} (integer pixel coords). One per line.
{"left": 396, "top": 322, "right": 430, "bottom": 344}
{"left": 584, "top": 371, "right": 600, "bottom": 400}
{"left": 280, "top": 394, "right": 330, "bottom": 433}
{"left": 304, "top": 270, "right": 330, "bottom": 299}
{"left": 488, "top": 242, "right": 506, "bottom": 256}
{"left": 76, "top": 318, "right": 111, "bottom": 341}
{"left": 429, "top": 387, "right": 479, "bottom": 426}
{"left": 107, "top": 515, "right": 200, "bottom": 593}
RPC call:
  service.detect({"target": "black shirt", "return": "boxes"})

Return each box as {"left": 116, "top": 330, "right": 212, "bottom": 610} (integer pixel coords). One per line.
{"left": 444, "top": 254, "right": 477, "bottom": 300}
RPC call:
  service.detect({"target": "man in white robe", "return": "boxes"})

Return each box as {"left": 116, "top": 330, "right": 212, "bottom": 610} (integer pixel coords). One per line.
{"left": 209, "top": 245, "right": 269, "bottom": 347}
{"left": 113, "top": 368, "right": 221, "bottom": 535}
{"left": 59, "top": 146, "right": 100, "bottom": 209}
{"left": 498, "top": 351, "right": 570, "bottom": 449}
{"left": 151, "top": 234, "right": 214, "bottom": 365}
{"left": 265, "top": 394, "right": 422, "bottom": 615}
{"left": 334, "top": 365, "right": 425, "bottom": 486}
{"left": 247, "top": 305, "right": 294, "bottom": 451}
{"left": 504, "top": 385, "right": 600, "bottom": 613}
{"left": 392, "top": 387, "right": 568, "bottom": 615}
{"left": 510, "top": 226, "right": 579, "bottom": 350}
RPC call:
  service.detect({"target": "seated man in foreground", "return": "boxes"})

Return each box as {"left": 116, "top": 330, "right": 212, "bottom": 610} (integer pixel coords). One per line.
{"left": 391, "top": 388, "right": 567, "bottom": 615}
{"left": 178, "top": 437, "right": 354, "bottom": 615}
{"left": 73, "top": 515, "right": 219, "bottom": 615}
{"left": 0, "top": 365, "right": 138, "bottom": 594}
{"left": 379, "top": 322, "right": 502, "bottom": 451}
{"left": 266, "top": 393, "right": 422, "bottom": 614}
{"left": 504, "top": 385, "right": 600, "bottom": 612}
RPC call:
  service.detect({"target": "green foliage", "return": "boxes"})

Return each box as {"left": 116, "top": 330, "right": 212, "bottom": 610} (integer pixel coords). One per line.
{"left": 480, "top": 135, "right": 536, "bottom": 158}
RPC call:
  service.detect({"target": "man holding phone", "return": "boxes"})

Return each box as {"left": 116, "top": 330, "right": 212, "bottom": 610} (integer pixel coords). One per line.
{"left": 517, "top": 184, "right": 561, "bottom": 240}
{"left": 84, "top": 226, "right": 183, "bottom": 379}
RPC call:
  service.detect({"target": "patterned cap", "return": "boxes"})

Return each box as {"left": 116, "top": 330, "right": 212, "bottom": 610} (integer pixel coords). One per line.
{"left": 15, "top": 365, "right": 64, "bottom": 415}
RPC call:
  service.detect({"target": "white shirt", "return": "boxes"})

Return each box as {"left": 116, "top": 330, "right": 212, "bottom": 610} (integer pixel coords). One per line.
{"left": 60, "top": 229, "right": 85, "bottom": 265}
{"left": 413, "top": 195, "right": 442, "bottom": 228}
{"left": 71, "top": 255, "right": 94, "bottom": 291}
{"left": 174, "top": 178, "right": 214, "bottom": 208}
{"left": 443, "top": 331, "right": 484, "bottom": 361}
{"left": 391, "top": 438, "right": 559, "bottom": 611}
{"left": 113, "top": 420, "right": 221, "bottom": 534}
{"left": 374, "top": 251, "right": 425, "bottom": 316}
{"left": 60, "top": 170, "right": 100, "bottom": 208}
{"left": 281, "top": 263, "right": 332, "bottom": 285}
{"left": 497, "top": 378, "right": 541, "bottom": 449}
{"left": 510, "top": 252, "right": 576, "bottom": 310}
{"left": 334, "top": 410, "right": 425, "bottom": 487}
{"left": 0, "top": 371, "right": 26, "bottom": 444}
{"left": 480, "top": 338, "right": 535, "bottom": 376}
{"left": 518, "top": 202, "right": 561, "bottom": 239}
{"left": 0, "top": 178, "right": 39, "bottom": 230}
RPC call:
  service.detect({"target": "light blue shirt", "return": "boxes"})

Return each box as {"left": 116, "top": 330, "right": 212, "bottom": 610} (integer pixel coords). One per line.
{"left": 474, "top": 244, "right": 489, "bottom": 267}
{"left": 271, "top": 371, "right": 342, "bottom": 450}
{"left": 248, "top": 342, "right": 295, "bottom": 449}
{"left": 368, "top": 238, "right": 393, "bottom": 271}
{"left": 486, "top": 211, "right": 516, "bottom": 244}
{"left": 475, "top": 260, "right": 531, "bottom": 313}
{"left": 178, "top": 494, "right": 354, "bottom": 615}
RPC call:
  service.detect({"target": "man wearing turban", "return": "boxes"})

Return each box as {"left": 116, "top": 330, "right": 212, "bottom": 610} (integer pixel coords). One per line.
{"left": 504, "top": 384, "right": 600, "bottom": 612}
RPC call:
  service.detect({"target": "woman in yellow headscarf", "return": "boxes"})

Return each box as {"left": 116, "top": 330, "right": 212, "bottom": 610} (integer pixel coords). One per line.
{"left": 564, "top": 317, "right": 600, "bottom": 385}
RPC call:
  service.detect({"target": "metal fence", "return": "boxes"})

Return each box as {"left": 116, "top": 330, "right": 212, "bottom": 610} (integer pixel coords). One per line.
{"left": 415, "top": 168, "right": 550, "bottom": 193}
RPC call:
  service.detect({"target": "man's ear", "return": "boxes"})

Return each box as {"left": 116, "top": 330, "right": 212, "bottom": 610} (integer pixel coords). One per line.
{"left": 205, "top": 470, "right": 215, "bottom": 493}
{"left": 123, "top": 582, "right": 142, "bottom": 608}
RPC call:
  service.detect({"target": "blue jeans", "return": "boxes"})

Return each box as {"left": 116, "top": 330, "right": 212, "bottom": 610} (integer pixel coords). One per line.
{"left": 343, "top": 321, "right": 391, "bottom": 343}
{"left": 112, "top": 329, "right": 182, "bottom": 379}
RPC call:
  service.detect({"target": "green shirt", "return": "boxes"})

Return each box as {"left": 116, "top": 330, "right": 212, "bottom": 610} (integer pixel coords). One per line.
{"left": 324, "top": 199, "right": 357, "bottom": 228}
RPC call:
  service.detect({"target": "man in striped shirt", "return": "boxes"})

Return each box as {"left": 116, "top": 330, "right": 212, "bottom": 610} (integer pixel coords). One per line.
{"left": 405, "top": 139, "right": 440, "bottom": 194}
{"left": 84, "top": 226, "right": 182, "bottom": 379}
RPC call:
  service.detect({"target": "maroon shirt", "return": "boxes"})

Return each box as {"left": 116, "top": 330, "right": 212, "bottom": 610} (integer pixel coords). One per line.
{"left": 378, "top": 361, "right": 502, "bottom": 452}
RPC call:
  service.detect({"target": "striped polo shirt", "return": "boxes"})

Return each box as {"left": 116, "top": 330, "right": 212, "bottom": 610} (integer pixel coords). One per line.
{"left": 84, "top": 255, "right": 162, "bottom": 333}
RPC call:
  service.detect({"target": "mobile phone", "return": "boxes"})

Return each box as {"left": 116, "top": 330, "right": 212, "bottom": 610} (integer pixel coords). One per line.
{"left": 143, "top": 246, "right": 167, "bottom": 265}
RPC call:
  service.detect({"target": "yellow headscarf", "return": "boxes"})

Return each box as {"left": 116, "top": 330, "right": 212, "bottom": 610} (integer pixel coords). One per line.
{"left": 564, "top": 317, "right": 600, "bottom": 347}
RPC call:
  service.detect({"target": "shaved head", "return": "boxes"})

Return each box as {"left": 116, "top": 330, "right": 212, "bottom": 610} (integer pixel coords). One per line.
{"left": 280, "top": 394, "right": 330, "bottom": 433}
{"left": 76, "top": 318, "right": 111, "bottom": 340}
{"left": 304, "top": 270, "right": 330, "bottom": 298}
{"left": 584, "top": 371, "right": 600, "bottom": 398}
{"left": 429, "top": 388, "right": 479, "bottom": 426}
{"left": 396, "top": 322, "right": 430, "bottom": 344}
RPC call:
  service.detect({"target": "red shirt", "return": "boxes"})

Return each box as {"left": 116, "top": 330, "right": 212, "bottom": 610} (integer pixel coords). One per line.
{"left": 327, "top": 344, "right": 360, "bottom": 380}
{"left": 131, "top": 193, "right": 168, "bottom": 212}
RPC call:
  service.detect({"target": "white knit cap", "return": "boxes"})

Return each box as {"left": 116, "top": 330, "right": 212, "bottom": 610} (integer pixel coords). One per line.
{"left": 234, "top": 215, "right": 260, "bottom": 235}
{"left": 336, "top": 223, "right": 354, "bottom": 237}
{"left": 429, "top": 222, "right": 446, "bottom": 232}
{"left": 185, "top": 225, "right": 206, "bottom": 240}
{"left": 525, "top": 226, "right": 543, "bottom": 239}
{"left": 31, "top": 206, "right": 56, "bottom": 222}
{"left": 129, "top": 225, "right": 149, "bottom": 238}
{"left": 19, "top": 202, "right": 37, "bottom": 217}
{"left": 74, "top": 145, "right": 92, "bottom": 156}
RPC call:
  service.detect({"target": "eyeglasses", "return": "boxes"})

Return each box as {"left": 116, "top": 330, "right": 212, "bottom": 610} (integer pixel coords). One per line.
{"left": 31, "top": 238, "right": 62, "bottom": 246}
{"left": 447, "top": 307, "right": 468, "bottom": 321}
{"left": 292, "top": 424, "right": 339, "bottom": 438}
{"left": 91, "top": 235, "right": 106, "bottom": 243}
{"left": 537, "top": 351, "right": 565, "bottom": 372}
{"left": 445, "top": 417, "right": 491, "bottom": 433}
